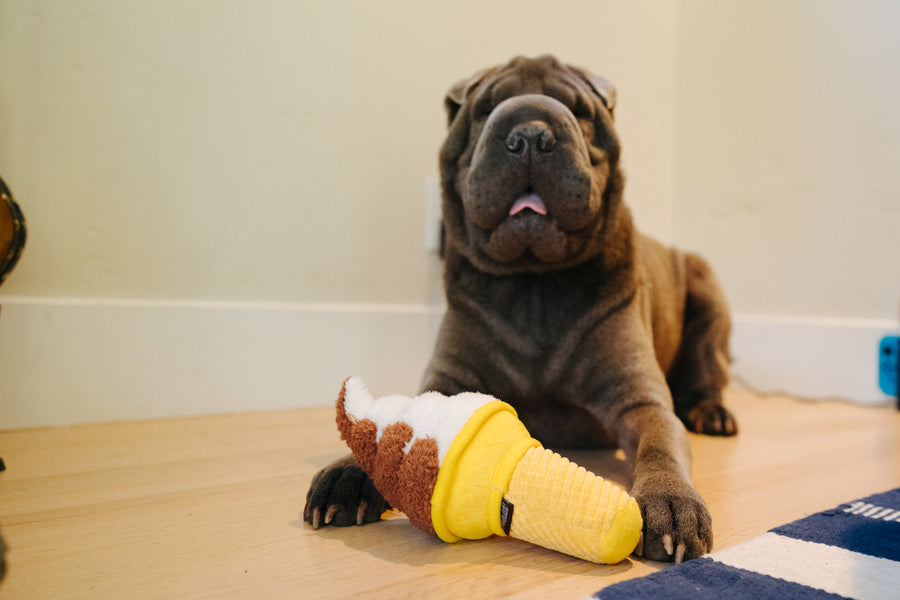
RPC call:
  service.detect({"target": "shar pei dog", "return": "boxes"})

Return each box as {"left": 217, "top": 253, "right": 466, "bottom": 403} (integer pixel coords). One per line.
{"left": 305, "top": 55, "right": 736, "bottom": 563}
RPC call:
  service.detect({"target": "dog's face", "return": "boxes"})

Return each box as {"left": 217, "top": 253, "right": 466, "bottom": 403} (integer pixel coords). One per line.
{"left": 439, "top": 55, "right": 626, "bottom": 275}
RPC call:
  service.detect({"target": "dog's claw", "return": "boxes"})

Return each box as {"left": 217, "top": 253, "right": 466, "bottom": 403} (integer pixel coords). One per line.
{"left": 662, "top": 534, "right": 674, "bottom": 556}
{"left": 675, "top": 543, "right": 686, "bottom": 564}
{"left": 311, "top": 507, "right": 321, "bottom": 530}
{"left": 324, "top": 505, "right": 338, "bottom": 525}
{"left": 357, "top": 500, "right": 368, "bottom": 525}
{"left": 634, "top": 532, "right": 644, "bottom": 557}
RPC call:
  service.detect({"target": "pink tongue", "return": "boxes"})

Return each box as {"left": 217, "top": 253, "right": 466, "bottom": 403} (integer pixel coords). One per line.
{"left": 509, "top": 194, "right": 548, "bottom": 216}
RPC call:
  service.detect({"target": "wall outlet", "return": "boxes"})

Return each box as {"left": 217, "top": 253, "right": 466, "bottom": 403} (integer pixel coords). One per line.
{"left": 878, "top": 334, "right": 899, "bottom": 398}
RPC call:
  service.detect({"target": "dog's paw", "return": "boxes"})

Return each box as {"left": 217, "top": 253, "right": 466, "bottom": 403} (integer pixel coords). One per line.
{"left": 631, "top": 476, "right": 713, "bottom": 563}
{"left": 303, "top": 455, "right": 388, "bottom": 529}
{"left": 679, "top": 399, "right": 738, "bottom": 436}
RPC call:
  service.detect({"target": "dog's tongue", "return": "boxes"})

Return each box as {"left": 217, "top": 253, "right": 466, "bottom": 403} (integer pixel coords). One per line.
{"left": 509, "top": 194, "right": 548, "bottom": 216}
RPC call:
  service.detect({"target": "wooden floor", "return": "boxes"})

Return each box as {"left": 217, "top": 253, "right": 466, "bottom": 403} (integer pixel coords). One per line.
{"left": 1, "top": 387, "right": 898, "bottom": 599}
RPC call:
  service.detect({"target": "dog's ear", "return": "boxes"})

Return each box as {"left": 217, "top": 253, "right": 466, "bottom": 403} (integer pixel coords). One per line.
{"left": 570, "top": 67, "right": 616, "bottom": 116}
{"left": 444, "top": 68, "right": 489, "bottom": 127}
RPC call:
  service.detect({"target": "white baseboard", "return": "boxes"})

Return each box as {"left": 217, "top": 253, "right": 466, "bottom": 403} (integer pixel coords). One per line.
{"left": 0, "top": 299, "right": 895, "bottom": 428}
{"left": 731, "top": 314, "right": 898, "bottom": 404}
{"left": 0, "top": 298, "right": 444, "bottom": 429}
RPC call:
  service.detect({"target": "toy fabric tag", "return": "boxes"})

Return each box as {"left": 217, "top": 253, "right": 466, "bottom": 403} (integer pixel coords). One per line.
{"left": 500, "top": 498, "right": 514, "bottom": 535}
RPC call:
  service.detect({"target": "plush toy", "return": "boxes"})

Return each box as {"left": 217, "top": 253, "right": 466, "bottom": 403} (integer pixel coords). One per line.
{"left": 336, "top": 377, "right": 643, "bottom": 564}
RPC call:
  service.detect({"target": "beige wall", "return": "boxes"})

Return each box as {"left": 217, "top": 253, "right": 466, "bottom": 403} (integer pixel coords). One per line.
{"left": 0, "top": 0, "right": 677, "bottom": 305}
{"left": 3, "top": 1, "right": 898, "bottom": 315}
{"left": 674, "top": 0, "right": 900, "bottom": 320}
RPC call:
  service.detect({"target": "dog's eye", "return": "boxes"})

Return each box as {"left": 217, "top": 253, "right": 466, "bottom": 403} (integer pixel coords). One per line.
{"left": 572, "top": 100, "right": 594, "bottom": 121}
{"left": 472, "top": 99, "right": 494, "bottom": 120}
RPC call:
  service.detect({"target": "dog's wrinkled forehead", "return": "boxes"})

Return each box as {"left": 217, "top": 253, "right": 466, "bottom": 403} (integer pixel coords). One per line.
{"left": 445, "top": 55, "right": 616, "bottom": 125}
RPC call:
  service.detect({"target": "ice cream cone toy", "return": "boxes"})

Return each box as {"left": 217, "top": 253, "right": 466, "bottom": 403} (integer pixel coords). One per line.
{"left": 335, "top": 377, "right": 643, "bottom": 564}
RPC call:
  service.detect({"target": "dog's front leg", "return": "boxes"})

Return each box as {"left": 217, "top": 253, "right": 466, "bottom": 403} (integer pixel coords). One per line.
{"left": 615, "top": 401, "right": 712, "bottom": 563}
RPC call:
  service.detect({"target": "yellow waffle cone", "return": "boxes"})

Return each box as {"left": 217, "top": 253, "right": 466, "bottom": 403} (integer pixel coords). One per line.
{"left": 502, "top": 446, "right": 642, "bottom": 564}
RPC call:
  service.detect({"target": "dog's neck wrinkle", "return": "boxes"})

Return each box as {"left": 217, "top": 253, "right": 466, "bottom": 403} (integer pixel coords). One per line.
{"left": 444, "top": 245, "right": 636, "bottom": 349}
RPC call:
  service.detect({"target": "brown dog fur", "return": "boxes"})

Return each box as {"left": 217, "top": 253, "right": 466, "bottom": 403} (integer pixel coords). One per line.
{"left": 305, "top": 55, "right": 736, "bottom": 563}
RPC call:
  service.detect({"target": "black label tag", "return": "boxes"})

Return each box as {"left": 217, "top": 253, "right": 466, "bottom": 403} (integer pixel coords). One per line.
{"left": 500, "top": 498, "right": 514, "bottom": 536}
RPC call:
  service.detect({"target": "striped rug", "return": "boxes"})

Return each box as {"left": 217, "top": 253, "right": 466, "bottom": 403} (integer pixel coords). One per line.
{"left": 589, "top": 487, "right": 900, "bottom": 600}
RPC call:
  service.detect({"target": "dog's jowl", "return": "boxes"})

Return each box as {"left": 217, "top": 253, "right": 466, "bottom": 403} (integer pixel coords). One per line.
{"left": 305, "top": 55, "right": 736, "bottom": 564}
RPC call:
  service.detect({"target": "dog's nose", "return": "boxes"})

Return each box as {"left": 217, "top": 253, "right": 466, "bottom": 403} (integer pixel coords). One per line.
{"left": 505, "top": 121, "right": 557, "bottom": 155}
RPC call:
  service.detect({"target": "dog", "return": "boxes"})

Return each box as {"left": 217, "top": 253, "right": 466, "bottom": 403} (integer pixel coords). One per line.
{"left": 304, "top": 55, "right": 736, "bottom": 563}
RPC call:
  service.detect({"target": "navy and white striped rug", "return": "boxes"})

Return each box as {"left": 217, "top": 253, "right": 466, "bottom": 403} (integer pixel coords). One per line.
{"left": 589, "top": 487, "right": 900, "bottom": 600}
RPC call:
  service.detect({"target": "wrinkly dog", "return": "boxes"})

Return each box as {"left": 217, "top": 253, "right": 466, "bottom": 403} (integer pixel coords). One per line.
{"left": 305, "top": 55, "right": 736, "bottom": 563}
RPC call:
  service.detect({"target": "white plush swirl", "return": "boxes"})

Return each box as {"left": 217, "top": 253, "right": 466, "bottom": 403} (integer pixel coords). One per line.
{"left": 342, "top": 377, "right": 496, "bottom": 466}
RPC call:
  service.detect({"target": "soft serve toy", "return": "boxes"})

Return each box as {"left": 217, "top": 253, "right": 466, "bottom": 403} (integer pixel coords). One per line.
{"left": 335, "top": 377, "right": 643, "bottom": 564}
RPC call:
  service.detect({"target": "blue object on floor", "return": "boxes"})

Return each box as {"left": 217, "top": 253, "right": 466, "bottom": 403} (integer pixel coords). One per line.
{"left": 588, "top": 487, "right": 900, "bottom": 600}
{"left": 878, "top": 335, "right": 898, "bottom": 398}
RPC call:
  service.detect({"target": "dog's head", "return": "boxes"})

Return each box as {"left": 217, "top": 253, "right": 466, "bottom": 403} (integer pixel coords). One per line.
{"left": 439, "top": 55, "right": 628, "bottom": 275}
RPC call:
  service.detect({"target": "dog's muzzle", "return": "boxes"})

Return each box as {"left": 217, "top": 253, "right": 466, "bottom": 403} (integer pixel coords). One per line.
{"left": 460, "top": 94, "right": 598, "bottom": 265}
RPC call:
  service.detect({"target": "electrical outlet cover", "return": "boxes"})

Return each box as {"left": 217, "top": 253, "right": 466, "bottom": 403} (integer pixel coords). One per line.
{"left": 878, "top": 335, "right": 899, "bottom": 396}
